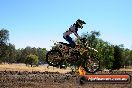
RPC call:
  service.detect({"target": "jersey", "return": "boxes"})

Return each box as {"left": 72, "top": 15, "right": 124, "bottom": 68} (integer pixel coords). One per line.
{"left": 63, "top": 24, "right": 78, "bottom": 38}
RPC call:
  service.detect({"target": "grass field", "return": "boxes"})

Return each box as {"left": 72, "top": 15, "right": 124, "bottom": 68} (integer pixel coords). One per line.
{"left": 0, "top": 63, "right": 71, "bottom": 73}
{"left": 0, "top": 63, "right": 132, "bottom": 73}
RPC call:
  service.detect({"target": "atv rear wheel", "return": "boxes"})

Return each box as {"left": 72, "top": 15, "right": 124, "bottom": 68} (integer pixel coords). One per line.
{"left": 46, "top": 50, "right": 63, "bottom": 67}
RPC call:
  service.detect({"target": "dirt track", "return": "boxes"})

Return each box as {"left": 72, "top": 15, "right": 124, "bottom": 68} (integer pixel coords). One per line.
{"left": 0, "top": 71, "right": 132, "bottom": 88}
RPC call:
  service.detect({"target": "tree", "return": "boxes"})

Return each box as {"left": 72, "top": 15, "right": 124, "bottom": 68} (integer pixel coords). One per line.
{"left": 15, "top": 47, "right": 47, "bottom": 64}
{"left": 129, "top": 50, "right": 132, "bottom": 66}
{"left": 80, "top": 31, "right": 115, "bottom": 69}
{"left": 93, "top": 39, "right": 115, "bottom": 69}
{"left": 0, "top": 45, "right": 8, "bottom": 63}
{"left": 0, "top": 29, "right": 9, "bottom": 45}
{"left": 6, "top": 43, "right": 16, "bottom": 63}
{"left": 123, "top": 49, "right": 132, "bottom": 67}
{"left": 81, "top": 31, "right": 100, "bottom": 48}
{"left": 25, "top": 54, "right": 38, "bottom": 67}
{"left": 37, "top": 48, "right": 47, "bottom": 64}
{"left": 112, "top": 45, "right": 122, "bottom": 70}
{"left": 0, "top": 29, "right": 9, "bottom": 63}
{"left": 16, "top": 48, "right": 22, "bottom": 63}
{"left": 20, "top": 46, "right": 32, "bottom": 63}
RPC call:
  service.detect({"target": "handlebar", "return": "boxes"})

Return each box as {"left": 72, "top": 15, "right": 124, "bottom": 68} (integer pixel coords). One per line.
{"left": 79, "top": 38, "right": 98, "bottom": 52}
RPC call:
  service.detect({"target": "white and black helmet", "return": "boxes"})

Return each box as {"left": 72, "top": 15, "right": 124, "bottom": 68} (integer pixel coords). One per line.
{"left": 76, "top": 19, "right": 86, "bottom": 29}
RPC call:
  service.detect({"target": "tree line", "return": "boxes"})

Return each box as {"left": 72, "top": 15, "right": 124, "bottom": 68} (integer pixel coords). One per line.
{"left": 0, "top": 28, "right": 132, "bottom": 69}
{"left": 0, "top": 28, "right": 47, "bottom": 66}
{"left": 81, "top": 31, "right": 132, "bottom": 70}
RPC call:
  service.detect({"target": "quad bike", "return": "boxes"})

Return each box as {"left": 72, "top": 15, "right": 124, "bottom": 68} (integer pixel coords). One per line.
{"left": 46, "top": 38, "right": 100, "bottom": 73}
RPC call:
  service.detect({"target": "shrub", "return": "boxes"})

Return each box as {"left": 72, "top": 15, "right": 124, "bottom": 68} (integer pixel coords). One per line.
{"left": 25, "top": 54, "right": 38, "bottom": 67}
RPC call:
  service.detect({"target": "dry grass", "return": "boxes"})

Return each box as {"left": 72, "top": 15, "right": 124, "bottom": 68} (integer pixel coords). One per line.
{"left": 0, "top": 63, "right": 72, "bottom": 73}
{"left": 0, "top": 63, "right": 131, "bottom": 74}
{"left": 119, "top": 68, "right": 132, "bottom": 71}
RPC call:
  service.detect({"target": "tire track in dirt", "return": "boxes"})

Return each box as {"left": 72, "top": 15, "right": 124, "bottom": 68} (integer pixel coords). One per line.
{"left": 0, "top": 71, "right": 132, "bottom": 88}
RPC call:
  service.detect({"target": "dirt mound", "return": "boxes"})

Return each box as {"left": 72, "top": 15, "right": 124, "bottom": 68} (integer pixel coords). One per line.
{"left": 0, "top": 71, "right": 132, "bottom": 88}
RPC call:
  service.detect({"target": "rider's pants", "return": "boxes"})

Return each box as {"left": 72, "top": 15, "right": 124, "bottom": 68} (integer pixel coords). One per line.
{"left": 63, "top": 35, "right": 75, "bottom": 48}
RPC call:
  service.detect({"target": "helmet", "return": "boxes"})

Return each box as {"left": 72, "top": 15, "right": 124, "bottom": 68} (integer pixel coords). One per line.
{"left": 76, "top": 19, "right": 86, "bottom": 29}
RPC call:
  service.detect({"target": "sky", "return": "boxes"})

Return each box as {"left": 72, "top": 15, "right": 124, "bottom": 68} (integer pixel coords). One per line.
{"left": 0, "top": 0, "right": 132, "bottom": 50}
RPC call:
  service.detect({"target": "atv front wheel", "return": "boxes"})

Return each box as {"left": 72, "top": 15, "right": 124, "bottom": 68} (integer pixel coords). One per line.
{"left": 84, "top": 56, "right": 100, "bottom": 73}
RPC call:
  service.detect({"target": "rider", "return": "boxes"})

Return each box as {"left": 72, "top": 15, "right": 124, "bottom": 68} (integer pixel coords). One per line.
{"left": 63, "top": 19, "right": 86, "bottom": 48}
